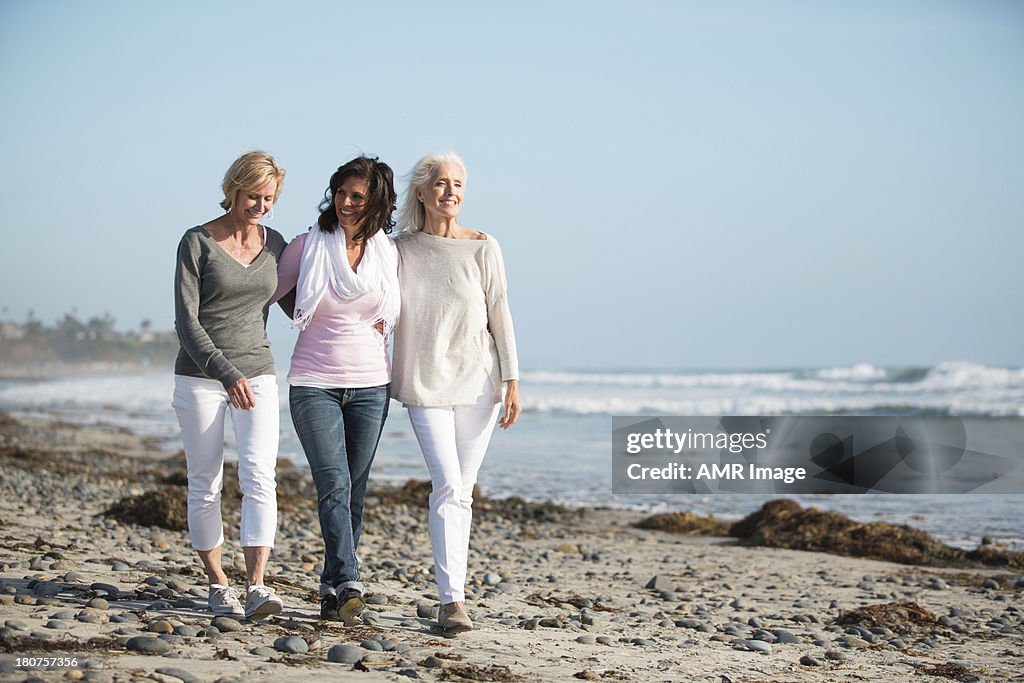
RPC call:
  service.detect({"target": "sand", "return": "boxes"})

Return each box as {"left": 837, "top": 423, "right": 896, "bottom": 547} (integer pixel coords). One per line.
{"left": 1, "top": 413, "right": 1021, "bottom": 682}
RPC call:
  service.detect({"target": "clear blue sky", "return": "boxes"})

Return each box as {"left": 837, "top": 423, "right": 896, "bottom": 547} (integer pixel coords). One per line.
{"left": 2, "top": 0, "right": 1021, "bottom": 370}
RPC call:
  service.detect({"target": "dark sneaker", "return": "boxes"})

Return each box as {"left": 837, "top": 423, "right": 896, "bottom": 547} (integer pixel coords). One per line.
{"left": 320, "top": 593, "right": 340, "bottom": 621}
{"left": 338, "top": 588, "right": 365, "bottom": 626}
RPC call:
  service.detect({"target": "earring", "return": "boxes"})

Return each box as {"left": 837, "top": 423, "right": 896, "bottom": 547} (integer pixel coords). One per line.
{"left": 266, "top": 208, "right": 274, "bottom": 221}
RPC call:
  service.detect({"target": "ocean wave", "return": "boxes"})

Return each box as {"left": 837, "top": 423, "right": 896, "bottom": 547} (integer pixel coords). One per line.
{"left": 812, "top": 363, "right": 888, "bottom": 382}
{"left": 525, "top": 395, "right": 1024, "bottom": 417}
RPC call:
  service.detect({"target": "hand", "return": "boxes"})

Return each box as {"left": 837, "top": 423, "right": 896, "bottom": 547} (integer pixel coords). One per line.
{"left": 498, "top": 380, "right": 521, "bottom": 430}
{"left": 228, "top": 378, "right": 256, "bottom": 410}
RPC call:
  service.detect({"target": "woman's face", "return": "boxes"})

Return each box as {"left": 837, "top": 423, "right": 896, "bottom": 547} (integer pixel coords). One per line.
{"left": 335, "top": 176, "right": 370, "bottom": 231}
{"left": 232, "top": 179, "right": 277, "bottom": 226}
{"left": 418, "top": 163, "right": 464, "bottom": 222}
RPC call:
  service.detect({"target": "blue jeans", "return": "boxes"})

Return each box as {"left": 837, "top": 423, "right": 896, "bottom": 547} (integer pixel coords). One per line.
{"left": 289, "top": 384, "right": 390, "bottom": 595}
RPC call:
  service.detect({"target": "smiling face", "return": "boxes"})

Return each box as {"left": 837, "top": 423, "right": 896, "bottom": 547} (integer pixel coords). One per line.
{"left": 231, "top": 179, "right": 277, "bottom": 226}
{"left": 334, "top": 176, "right": 370, "bottom": 232}
{"left": 417, "top": 162, "right": 465, "bottom": 222}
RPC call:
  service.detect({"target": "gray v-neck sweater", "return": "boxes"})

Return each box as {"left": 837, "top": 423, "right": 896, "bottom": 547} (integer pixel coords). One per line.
{"left": 174, "top": 225, "right": 287, "bottom": 389}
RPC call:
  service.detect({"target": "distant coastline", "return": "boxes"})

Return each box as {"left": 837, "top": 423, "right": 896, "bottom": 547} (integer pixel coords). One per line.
{"left": 0, "top": 316, "right": 176, "bottom": 379}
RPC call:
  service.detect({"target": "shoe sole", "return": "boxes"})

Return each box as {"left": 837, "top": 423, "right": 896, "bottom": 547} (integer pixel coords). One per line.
{"left": 245, "top": 600, "right": 283, "bottom": 621}
{"left": 338, "top": 596, "right": 365, "bottom": 626}
{"left": 210, "top": 607, "right": 244, "bottom": 617}
{"left": 442, "top": 621, "right": 473, "bottom": 635}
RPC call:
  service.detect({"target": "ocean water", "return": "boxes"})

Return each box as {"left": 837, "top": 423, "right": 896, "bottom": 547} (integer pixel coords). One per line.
{"left": 1, "top": 361, "right": 1022, "bottom": 551}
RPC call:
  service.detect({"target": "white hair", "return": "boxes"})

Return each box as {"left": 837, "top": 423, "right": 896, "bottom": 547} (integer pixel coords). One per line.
{"left": 396, "top": 151, "right": 468, "bottom": 234}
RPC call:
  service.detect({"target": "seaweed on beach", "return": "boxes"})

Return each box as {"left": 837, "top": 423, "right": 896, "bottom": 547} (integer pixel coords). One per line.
{"left": 632, "top": 511, "right": 731, "bottom": 536}
{"left": 0, "top": 633, "right": 118, "bottom": 653}
{"left": 440, "top": 663, "right": 525, "bottom": 682}
{"left": 104, "top": 486, "right": 188, "bottom": 531}
{"left": 916, "top": 662, "right": 983, "bottom": 681}
{"left": 834, "top": 601, "right": 937, "bottom": 634}
{"left": 729, "top": 499, "right": 1024, "bottom": 569}
{"left": 370, "top": 479, "right": 575, "bottom": 524}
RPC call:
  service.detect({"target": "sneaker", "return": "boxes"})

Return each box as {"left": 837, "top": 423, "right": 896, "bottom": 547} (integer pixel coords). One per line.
{"left": 320, "top": 593, "right": 340, "bottom": 621}
{"left": 208, "top": 585, "right": 243, "bottom": 616}
{"left": 337, "top": 588, "right": 365, "bottom": 626}
{"left": 244, "top": 585, "right": 283, "bottom": 621}
{"left": 438, "top": 602, "right": 473, "bottom": 634}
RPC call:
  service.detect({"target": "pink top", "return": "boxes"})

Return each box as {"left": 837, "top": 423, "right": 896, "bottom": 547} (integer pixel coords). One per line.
{"left": 273, "top": 232, "right": 392, "bottom": 388}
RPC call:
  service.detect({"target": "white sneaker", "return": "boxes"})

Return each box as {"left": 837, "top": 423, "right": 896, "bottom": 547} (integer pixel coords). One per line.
{"left": 245, "top": 585, "right": 283, "bottom": 621}
{"left": 208, "top": 585, "right": 244, "bottom": 616}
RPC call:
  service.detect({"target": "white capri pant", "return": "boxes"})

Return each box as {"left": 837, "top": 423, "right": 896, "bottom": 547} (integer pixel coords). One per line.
{"left": 172, "top": 374, "right": 280, "bottom": 551}
{"left": 407, "top": 379, "right": 501, "bottom": 604}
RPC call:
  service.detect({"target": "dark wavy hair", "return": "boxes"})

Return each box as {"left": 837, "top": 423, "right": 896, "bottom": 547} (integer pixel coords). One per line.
{"left": 316, "top": 156, "right": 397, "bottom": 241}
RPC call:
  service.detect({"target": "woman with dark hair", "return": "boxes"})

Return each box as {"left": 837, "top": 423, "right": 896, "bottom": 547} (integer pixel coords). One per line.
{"left": 272, "top": 155, "right": 400, "bottom": 624}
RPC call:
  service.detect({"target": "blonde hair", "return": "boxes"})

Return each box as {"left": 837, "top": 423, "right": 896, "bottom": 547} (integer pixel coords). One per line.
{"left": 220, "top": 151, "right": 286, "bottom": 211}
{"left": 397, "top": 151, "right": 467, "bottom": 233}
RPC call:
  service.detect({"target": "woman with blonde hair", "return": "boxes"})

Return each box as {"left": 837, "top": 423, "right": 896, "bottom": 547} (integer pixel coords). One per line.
{"left": 392, "top": 152, "right": 520, "bottom": 634}
{"left": 173, "top": 150, "right": 288, "bottom": 620}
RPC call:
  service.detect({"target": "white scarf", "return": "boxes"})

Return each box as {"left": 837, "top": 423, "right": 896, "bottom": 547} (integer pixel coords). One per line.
{"left": 292, "top": 224, "right": 400, "bottom": 334}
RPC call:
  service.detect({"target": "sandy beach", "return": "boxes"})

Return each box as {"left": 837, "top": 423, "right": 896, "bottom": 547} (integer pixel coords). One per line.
{"left": 1, "top": 412, "right": 1022, "bottom": 683}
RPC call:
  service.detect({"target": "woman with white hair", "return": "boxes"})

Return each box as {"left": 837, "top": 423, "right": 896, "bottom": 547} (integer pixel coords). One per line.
{"left": 392, "top": 152, "right": 521, "bottom": 634}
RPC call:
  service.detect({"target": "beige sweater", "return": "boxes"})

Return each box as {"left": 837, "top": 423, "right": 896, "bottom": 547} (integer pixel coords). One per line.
{"left": 392, "top": 231, "right": 519, "bottom": 406}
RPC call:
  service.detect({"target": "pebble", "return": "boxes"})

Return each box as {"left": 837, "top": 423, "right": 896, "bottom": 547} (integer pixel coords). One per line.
{"left": 273, "top": 636, "right": 308, "bottom": 654}
{"left": 88, "top": 598, "right": 110, "bottom": 610}
{"left": 576, "top": 635, "right": 597, "bottom": 645}
{"left": 361, "top": 639, "right": 384, "bottom": 651}
{"left": 735, "top": 639, "right": 771, "bottom": 655}
{"left": 148, "top": 620, "right": 174, "bottom": 634}
{"left": 419, "top": 655, "right": 445, "bottom": 668}
{"left": 111, "top": 562, "right": 130, "bottom": 572}
{"left": 33, "top": 581, "right": 61, "bottom": 597}
{"left": 44, "top": 620, "right": 70, "bottom": 629}
{"left": 645, "top": 575, "right": 672, "bottom": 591}
{"left": 173, "top": 625, "right": 202, "bottom": 637}
{"left": 154, "top": 667, "right": 202, "bottom": 683}
{"left": 799, "top": 654, "right": 823, "bottom": 666}
{"left": 771, "top": 629, "right": 802, "bottom": 644}
{"left": 211, "top": 616, "right": 243, "bottom": 632}
{"left": 126, "top": 635, "right": 171, "bottom": 654}
{"left": 824, "top": 649, "right": 847, "bottom": 661}
{"left": 90, "top": 583, "right": 122, "bottom": 597}
{"left": 595, "top": 636, "right": 613, "bottom": 645}
{"left": 4, "top": 620, "right": 30, "bottom": 631}
{"left": 483, "top": 572, "right": 502, "bottom": 586}
{"left": 110, "top": 613, "right": 139, "bottom": 623}
{"left": 250, "top": 646, "right": 277, "bottom": 657}
{"left": 365, "top": 593, "right": 388, "bottom": 605}
{"left": 328, "top": 644, "right": 364, "bottom": 664}
{"left": 416, "top": 605, "right": 437, "bottom": 619}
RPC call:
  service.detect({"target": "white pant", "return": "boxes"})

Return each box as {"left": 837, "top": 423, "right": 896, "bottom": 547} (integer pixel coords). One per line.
{"left": 407, "top": 381, "right": 501, "bottom": 603}
{"left": 172, "top": 374, "right": 280, "bottom": 551}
